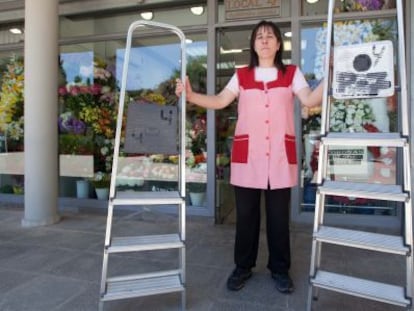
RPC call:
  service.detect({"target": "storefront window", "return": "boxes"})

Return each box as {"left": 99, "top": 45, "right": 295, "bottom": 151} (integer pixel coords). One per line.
{"left": 300, "top": 18, "right": 399, "bottom": 215}
{"left": 0, "top": 51, "right": 24, "bottom": 195}
{"left": 302, "top": 0, "right": 396, "bottom": 16}
{"left": 57, "top": 34, "right": 208, "bottom": 201}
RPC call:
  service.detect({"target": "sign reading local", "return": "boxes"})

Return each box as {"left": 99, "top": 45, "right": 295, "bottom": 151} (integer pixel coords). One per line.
{"left": 224, "top": 0, "right": 281, "bottom": 21}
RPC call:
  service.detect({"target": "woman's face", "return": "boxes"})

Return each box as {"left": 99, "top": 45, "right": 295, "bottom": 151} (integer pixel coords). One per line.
{"left": 254, "top": 26, "right": 280, "bottom": 63}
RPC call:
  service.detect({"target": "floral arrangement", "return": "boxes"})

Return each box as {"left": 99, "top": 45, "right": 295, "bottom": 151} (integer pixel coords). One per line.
{"left": 58, "top": 133, "right": 94, "bottom": 155}
{"left": 0, "top": 55, "right": 24, "bottom": 148}
{"left": 329, "top": 99, "right": 376, "bottom": 132}
{"left": 89, "top": 171, "right": 110, "bottom": 188}
{"left": 302, "top": 106, "right": 322, "bottom": 134}
{"left": 186, "top": 116, "right": 206, "bottom": 154}
{"left": 58, "top": 111, "right": 86, "bottom": 135}
{"left": 337, "top": 0, "right": 387, "bottom": 12}
{"left": 314, "top": 21, "right": 383, "bottom": 80}
{"left": 58, "top": 57, "right": 118, "bottom": 175}
{"left": 58, "top": 60, "right": 118, "bottom": 140}
{"left": 94, "top": 135, "right": 115, "bottom": 172}
{"left": 134, "top": 91, "right": 166, "bottom": 106}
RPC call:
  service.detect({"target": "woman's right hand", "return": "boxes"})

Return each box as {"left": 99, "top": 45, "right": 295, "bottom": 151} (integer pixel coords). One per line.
{"left": 175, "top": 76, "right": 193, "bottom": 100}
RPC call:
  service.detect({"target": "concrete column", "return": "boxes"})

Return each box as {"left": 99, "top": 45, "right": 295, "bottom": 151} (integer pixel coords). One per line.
{"left": 22, "top": 0, "right": 60, "bottom": 227}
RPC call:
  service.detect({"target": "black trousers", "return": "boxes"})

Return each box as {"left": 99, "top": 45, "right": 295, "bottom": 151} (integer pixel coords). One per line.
{"left": 233, "top": 185, "right": 291, "bottom": 274}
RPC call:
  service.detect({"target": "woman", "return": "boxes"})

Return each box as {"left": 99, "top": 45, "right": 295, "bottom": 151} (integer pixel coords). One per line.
{"left": 176, "top": 20, "right": 323, "bottom": 293}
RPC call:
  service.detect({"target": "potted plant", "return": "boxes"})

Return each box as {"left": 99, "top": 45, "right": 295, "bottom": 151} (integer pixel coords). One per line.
{"left": 187, "top": 182, "right": 206, "bottom": 206}
{"left": 90, "top": 171, "right": 111, "bottom": 199}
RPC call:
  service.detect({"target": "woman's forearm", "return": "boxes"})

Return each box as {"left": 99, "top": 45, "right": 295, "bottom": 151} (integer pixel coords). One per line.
{"left": 187, "top": 89, "right": 235, "bottom": 110}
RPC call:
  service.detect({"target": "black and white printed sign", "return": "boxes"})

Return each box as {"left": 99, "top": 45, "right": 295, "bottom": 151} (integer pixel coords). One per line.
{"left": 333, "top": 40, "right": 394, "bottom": 99}
{"left": 124, "top": 102, "right": 178, "bottom": 154}
{"left": 328, "top": 146, "right": 368, "bottom": 176}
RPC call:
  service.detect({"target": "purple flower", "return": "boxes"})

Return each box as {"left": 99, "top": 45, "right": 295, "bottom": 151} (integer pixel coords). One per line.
{"left": 357, "top": 0, "right": 383, "bottom": 10}
{"left": 59, "top": 115, "right": 86, "bottom": 134}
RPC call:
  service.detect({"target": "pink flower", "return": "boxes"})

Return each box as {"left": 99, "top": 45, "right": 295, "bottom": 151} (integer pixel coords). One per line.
{"left": 90, "top": 84, "right": 102, "bottom": 95}
{"left": 69, "top": 86, "right": 81, "bottom": 96}
{"left": 58, "top": 86, "right": 67, "bottom": 96}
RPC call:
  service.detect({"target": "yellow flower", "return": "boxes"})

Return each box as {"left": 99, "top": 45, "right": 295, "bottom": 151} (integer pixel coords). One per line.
{"left": 142, "top": 93, "right": 166, "bottom": 105}
{"left": 0, "top": 56, "right": 24, "bottom": 135}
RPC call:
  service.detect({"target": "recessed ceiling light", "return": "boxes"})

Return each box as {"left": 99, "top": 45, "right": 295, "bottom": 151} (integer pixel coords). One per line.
{"left": 186, "top": 38, "right": 193, "bottom": 44}
{"left": 9, "top": 28, "right": 22, "bottom": 34}
{"left": 284, "top": 31, "right": 292, "bottom": 38}
{"left": 307, "top": 0, "right": 319, "bottom": 3}
{"left": 284, "top": 41, "right": 292, "bottom": 51}
{"left": 140, "top": 11, "right": 153, "bottom": 20}
{"left": 220, "top": 47, "right": 243, "bottom": 54}
{"left": 190, "top": 6, "right": 204, "bottom": 15}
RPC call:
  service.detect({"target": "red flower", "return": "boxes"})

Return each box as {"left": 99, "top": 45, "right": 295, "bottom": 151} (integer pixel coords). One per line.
{"left": 363, "top": 123, "right": 381, "bottom": 158}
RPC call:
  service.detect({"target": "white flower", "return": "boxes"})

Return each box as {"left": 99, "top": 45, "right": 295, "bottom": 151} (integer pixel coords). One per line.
{"left": 329, "top": 99, "right": 375, "bottom": 132}
{"left": 314, "top": 21, "right": 381, "bottom": 80}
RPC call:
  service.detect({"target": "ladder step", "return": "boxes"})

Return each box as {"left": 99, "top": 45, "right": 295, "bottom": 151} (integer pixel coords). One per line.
{"left": 107, "top": 234, "right": 184, "bottom": 253}
{"left": 319, "top": 181, "right": 408, "bottom": 202}
{"left": 315, "top": 226, "right": 409, "bottom": 255}
{"left": 322, "top": 132, "right": 407, "bottom": 147}
{"left": 311, "top": 270, "right": 410, "bottom": 307}
{"left": 112, "top": 190, "right": 184, "bottom": 205}
{"left": 102, "top": 272, "right": 184, "bottom": 301}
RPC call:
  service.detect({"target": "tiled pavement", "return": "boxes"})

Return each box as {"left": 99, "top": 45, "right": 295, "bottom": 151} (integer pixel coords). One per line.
{"left": 0, "top": 203, "right": 407, "bottom": 311}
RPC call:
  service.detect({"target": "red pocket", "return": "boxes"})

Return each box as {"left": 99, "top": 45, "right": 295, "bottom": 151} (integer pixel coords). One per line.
{"left": 231, "top": 134, "right": 249, "bottom": 163}
{"left": 284, "top": 134, "right": 297, "bottom": 164}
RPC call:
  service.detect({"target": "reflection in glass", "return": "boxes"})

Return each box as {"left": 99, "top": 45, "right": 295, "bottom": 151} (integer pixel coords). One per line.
{"left": 112, "top": 36, "right": 208, "bottom": 207}
{"left": 56, "top": 34, "right": 207, "bottom": 199}
{"left": 300, "top": 19, "right": 398, "bottom": 216}
{"left": 302, "top": 0, "right": 396, "bottom": 16}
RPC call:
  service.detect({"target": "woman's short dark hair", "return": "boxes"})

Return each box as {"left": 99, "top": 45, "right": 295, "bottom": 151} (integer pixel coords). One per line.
{"left": 248, "top": 20, "right": 286, "bottom": 73}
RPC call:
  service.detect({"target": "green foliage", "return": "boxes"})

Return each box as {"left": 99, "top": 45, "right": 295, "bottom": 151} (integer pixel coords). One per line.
{"left": 187, "top": 182, "right": 206, "bottom": 193}
{"left": 59, "top": 134, "right": 94, "bottom": 155}
{"left": 0, "top": 184, "right": 14, "bottom": 193}
{"left": 372, "top": 20, "right": 395, "bottom": 41}
{"left": 89, "top": 171, "right": 110, "bottom": 188}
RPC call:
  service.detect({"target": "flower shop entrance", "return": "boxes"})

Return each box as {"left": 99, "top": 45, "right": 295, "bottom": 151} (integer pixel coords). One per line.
{"left": 214, "top": 16, "right": 402, "bottom": 230}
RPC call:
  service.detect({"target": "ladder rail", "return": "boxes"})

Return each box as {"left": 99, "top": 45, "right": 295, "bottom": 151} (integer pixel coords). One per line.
{"left": 315, "top": 0, "right": 334, "bottom": 187}
{"left": 319, "top": 0, "right": 335, "bottom": 137}
{"left": 396, "top": 0, "right": 414, "bottom": 301}
{"left": 396, "top": 0, "right": 409, "bottom": 137}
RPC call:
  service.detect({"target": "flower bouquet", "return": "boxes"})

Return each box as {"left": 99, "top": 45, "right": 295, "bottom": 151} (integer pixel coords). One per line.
{"left": 337, "top": 0, "right": 388, "bottom": 12}
{"left": 0, "top": 55, "right": 24, "bottom": 150}
{"left": 330, "top": 99, "right": 376, "bottom": 133}
{"left": 90, "top": 171, "right": 111, "bottom": 189}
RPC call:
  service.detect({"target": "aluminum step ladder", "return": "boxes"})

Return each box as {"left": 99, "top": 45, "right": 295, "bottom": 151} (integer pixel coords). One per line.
{"left": 99, "top": 20, "right": 187, "bottom": 311}
{"left": 307, "top": 0, "right": 413, "bottom": 310}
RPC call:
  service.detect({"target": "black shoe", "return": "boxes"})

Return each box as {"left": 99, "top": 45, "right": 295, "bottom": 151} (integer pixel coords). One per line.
{"left": 227, "top": 267, "right": 252, "bottom": 291}
{"left": 272, "top": 273, "right": 294, "bottom": 294}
